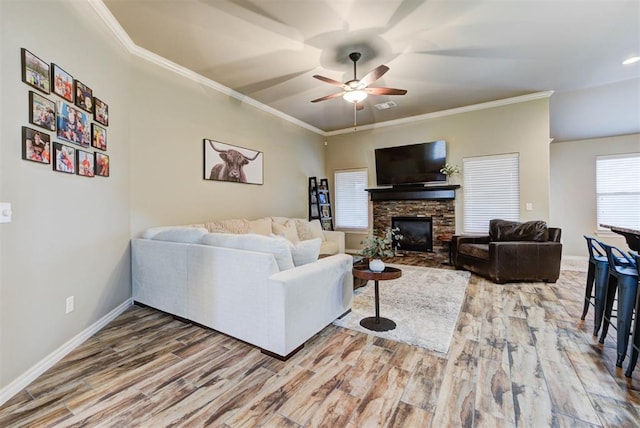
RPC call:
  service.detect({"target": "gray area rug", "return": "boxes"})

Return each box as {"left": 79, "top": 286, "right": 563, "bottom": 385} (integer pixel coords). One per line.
{"left": 333, "top": 264, "right": 470, "bottom": 354}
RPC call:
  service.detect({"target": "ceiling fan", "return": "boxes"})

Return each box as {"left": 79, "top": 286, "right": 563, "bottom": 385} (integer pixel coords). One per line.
{"left": 311, "top": 52, "right": 407, "bottom": 110}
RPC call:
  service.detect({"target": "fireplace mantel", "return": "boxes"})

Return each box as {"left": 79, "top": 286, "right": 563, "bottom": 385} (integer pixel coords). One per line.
{"left": 366, "top": 185, "right": 460, "bottom": 201}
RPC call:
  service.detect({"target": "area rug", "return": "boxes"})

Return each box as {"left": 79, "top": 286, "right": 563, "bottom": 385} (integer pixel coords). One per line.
{"left": 333, "top": 265, "right": 470, "bottom": 354}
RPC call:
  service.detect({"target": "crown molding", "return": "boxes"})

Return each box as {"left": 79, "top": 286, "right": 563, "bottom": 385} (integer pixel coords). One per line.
{"left": 324, "top": 91, "right": 555, "bottom": 136}
{"left": 88, "top": 1, "right": 552, "bottom": 139}
{"left": 87, "top": 0, "right": 324, "bottom": 136}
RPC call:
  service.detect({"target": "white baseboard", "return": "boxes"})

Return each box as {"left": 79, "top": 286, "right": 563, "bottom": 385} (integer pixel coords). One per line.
{"left": 561, "top": 255, "right": 589, "bottom": 272}
{"left": 0, "top": 298, "right": 133, "bottom": 407}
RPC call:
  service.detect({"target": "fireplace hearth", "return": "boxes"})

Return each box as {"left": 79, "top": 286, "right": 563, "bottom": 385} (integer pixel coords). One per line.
{"left": 392, "top": 216, "right": 433, "bottom": 252}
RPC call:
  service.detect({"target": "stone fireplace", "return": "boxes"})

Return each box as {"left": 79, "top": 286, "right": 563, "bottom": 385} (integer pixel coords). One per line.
{"left": 368, "top": 185, "right": 458, "bottom": 264}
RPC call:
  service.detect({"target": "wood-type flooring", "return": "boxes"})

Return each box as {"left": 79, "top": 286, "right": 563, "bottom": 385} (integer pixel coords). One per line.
{"left": 2, "top": 266, "right": 640, "bottom": 427}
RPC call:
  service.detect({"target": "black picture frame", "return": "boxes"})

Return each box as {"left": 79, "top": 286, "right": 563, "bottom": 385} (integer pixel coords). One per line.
{"left": 74, "top": 80, "right": 93, "bottom": 113}
{"left": 95, "top": 152, "right": 109, "bottom": 177}
{"left": 76, "top": 149, "right": 95, "bottom": 177}
{"left": 51, "top": 63, "right": 74, "bottom": 102}
{"left": 203, "top": 139, "right": 263, "bottom": 185}
{"left": 21, "top": 48, "right": 50, "bottom": 94}
{"left": 29, "top": 91, "right": 56, "bottom": 132}
{"left": 91, "top": 123, "right": 107, "bottom": 151}
{"left": 56, "top": 101, "right": 90, "bottom": 147}
{"left": 53, "top": 142, "right": 75, "bottom": 174}
{"left": 22, "top": 126, "right": 51, "bottom": 164}
{"left": 93, "top": 97, "right": 109, "bottom": 126}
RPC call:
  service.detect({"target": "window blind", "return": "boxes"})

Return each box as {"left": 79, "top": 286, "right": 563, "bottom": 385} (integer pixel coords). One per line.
{"left": 334, "top": 169, "right": 369, "bottom": 230}
{"left": 596, "top": 154, "right": 640, "bottom": 230}
{"left": 463, "top": 153, "right": 520, "bottom": 233}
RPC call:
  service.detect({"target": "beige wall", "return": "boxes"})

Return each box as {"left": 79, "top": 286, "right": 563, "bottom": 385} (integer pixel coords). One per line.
{"left": 128, "top": 57, "right": 324, "bottom": 236}
{"left": 0, "top": 0, "right": 324, "bottom": 392}
{"left": 326, "top": 98, "right": 552, "bottom": 250}
{"left": 0, "top": 1, "right": 132, "bottom": 388}
{"left": 550, "top": 133, "right": 640, "bottom": 256}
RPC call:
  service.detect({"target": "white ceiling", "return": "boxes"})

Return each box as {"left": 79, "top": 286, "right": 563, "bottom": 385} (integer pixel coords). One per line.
{"left": 101, "top": 0, "right": 640, "bottom": 139}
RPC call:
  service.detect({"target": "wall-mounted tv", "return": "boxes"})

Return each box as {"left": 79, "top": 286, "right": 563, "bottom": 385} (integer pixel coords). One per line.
{"left": 375, "top": 140, "right": 446, "bottom": 186}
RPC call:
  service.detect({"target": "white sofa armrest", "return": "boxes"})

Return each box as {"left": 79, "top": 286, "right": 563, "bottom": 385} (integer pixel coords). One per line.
{"left": 322, "top": 230, "right": 345, "bottom": 254}
{"left": 266, "top": 254, "right": 353, "bottom": 355}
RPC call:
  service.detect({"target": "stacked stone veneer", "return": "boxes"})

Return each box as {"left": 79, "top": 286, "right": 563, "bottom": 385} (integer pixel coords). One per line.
{"left": 373, "top": 199, "right": 455, "bottom": 264}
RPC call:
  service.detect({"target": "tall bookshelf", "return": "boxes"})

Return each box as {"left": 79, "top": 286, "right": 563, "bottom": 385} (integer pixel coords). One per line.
{"left": 308, "top": 177, "right": 334, "bottom": 231}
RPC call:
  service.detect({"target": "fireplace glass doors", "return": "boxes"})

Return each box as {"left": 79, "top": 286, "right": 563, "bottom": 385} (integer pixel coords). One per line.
{"left": 391, "top": 216, "right": 433, "bottom": 252}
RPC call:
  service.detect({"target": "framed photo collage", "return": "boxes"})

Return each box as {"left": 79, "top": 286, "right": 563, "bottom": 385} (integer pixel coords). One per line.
{"left": 21, "top": 48, "right": 110, "bottom": 177}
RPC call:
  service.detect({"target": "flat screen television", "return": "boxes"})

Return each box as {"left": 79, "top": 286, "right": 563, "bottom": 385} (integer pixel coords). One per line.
{"left": 375, "top": 140, "right": 446, "bottom": 186}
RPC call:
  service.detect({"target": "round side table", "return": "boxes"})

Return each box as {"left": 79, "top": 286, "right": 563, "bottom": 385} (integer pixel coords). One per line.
{"left": 352, "top": 266, "right": 402, "bottom": 332}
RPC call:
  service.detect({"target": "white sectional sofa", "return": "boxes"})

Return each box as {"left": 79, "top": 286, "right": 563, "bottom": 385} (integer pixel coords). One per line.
{"left": 131, "top": 217, "right": 353, "bottom": 359}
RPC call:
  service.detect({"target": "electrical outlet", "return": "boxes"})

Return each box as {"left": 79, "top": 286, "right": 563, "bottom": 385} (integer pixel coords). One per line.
{"left": 66, "top": 296, "right": 74, "bottom": 314}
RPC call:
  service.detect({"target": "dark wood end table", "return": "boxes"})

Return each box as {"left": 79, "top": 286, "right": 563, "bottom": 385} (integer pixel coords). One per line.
{"left": 352, "top": 266, "right": 402, "bottom": 332}
{"left": 437, "top": 234, "right": 454, "bottom": 265}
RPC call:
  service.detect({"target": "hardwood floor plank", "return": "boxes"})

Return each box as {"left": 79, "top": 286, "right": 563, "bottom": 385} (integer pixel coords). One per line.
{"left": 507, "top": 343, "right": 547, "bottom": 391}
{"left": 539, "top": 358, "right": 602, "bottom": 425}
{"left": 431, "top": 375, "right": 475, "bottom": 428}
{"left": 278, "top": 359, "right": 351, "bottom": 425}
{"left": 512, "top": 383, "right": 554, "bottom": 427}
{"left": 338, "top": 344, "right": 394, "bottom": 398}
{"left": 350, "top": 365, "right": 411, "bottom": 427}
{"left": 387, "top": 401, "right": 433, "bottom": 427}
{"left": 474, "top": 357, "right": 515, "bottom": 423}
{"left": 305, "top": 388, "right": 361, "bottom": 428}
{"left": 400, "top": 352, "right": 446, "bottom": 412}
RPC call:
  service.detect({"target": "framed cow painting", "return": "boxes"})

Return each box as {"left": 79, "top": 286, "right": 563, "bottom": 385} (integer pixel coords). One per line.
{"left": 203, "top": 139, "right": 263, "bottom": 185}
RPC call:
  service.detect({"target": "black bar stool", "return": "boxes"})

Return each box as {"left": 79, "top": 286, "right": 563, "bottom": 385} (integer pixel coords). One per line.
{"left": 582, "top": 236, "right": 611, "bottom": 336}
{"left": 625, "top": 252, "right": 640, "bottom": 377}
{"left": 599, "top": 243, "right": 638, "bottom": 367}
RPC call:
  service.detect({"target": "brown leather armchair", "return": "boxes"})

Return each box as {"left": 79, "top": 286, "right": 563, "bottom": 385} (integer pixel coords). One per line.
{"left": 452, "top": 219, "right": 562, "bottom": 283}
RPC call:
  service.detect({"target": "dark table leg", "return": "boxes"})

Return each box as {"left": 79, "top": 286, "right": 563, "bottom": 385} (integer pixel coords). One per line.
{"left": 360, "top": 279, "right": 396, "bottom": 332}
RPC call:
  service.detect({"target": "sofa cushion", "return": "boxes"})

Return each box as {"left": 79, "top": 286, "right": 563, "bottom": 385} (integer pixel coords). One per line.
{"left": 272, "top": 220, "right": 300, "bottom": 242}
{"left": 248, "top": 217, "right": 272, "bottom": 236}
{"left": 489, "top": 219, "right": 549, "bottom": 242}
{"left": 205, "top": 219, "right": 250, "bottom": 234}
{"left": 143, "top": 226, "right": 208, "bottom": 243}
{"left": 319, "top": 240, "right": 340, "bottom": 256}
{"left": 201, "top": 233, "right": 295, "bottom": 271}
{"left": 458, "top": 243, "right": 490, "bottom": 260}
{"left": 288, "top": 238, "right": 322, "bottom": 266}
{"left": 294, "top": 219, "right": 315, "bottom": 241}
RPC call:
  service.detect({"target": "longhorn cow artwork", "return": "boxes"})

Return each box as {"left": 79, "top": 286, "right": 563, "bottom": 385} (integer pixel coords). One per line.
{"left": 203, "top": 139, "right": 263, "bottom": 185}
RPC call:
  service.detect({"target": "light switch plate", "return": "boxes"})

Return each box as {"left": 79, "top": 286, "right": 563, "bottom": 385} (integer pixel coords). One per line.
{"left": 0, "top": 203, "right": 12, "bottom": 223}
{"left": 525, "top": 202, "right": 533, "bottom": 211}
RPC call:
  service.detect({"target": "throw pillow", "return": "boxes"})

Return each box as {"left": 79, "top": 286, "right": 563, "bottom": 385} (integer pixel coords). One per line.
{"left": 272, "top": 220, "right": 300, "bottom": 242}
{"left": 294, "top": 219, "right": 315, "bottom": 241}
{"left": 249, "top": 217, "right": 272, "bottom": 236}
{"left": 288, "top": 238, "right": 322, "bottom": 266}
{"left": 145, "top": 227, "right": 208, "bottom": 243}
{"left": 201, "top": 233, "right": 295, "bottom": 271}
{"left": 308, "top": 219, "right": 325, "bottom": 241}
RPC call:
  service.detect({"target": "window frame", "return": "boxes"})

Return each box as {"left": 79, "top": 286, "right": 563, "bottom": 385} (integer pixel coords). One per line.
{"left": 333, "top": 168, "right": 369, "bottom": 231}
{"left": 462, "top": 153, "right": 520, "bottom": 234}
{"left": 595, "top": 153, "right": 640, "bottom": 231}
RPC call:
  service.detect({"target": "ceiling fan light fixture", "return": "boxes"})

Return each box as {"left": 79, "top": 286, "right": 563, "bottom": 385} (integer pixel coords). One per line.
{"left": 343, "top": 90, "right": 368, "bottom": 103}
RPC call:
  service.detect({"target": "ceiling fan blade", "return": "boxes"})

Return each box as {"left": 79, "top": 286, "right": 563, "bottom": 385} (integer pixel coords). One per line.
{"left": 366, "top": 87, "right": 407, "bottom": 96}
{"left": 359, "top": 65, "right": 389, "bottom": 88}
{"left": 313, "top": 75, "right": 349, "bottom": 90}
{"left": 310, "top": 92, "right": 345, "bottom": 103}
